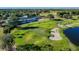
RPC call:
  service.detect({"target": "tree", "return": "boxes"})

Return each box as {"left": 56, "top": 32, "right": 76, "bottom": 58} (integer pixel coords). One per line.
{"left": 2, "top": 33, "right": 15, "bottom": 51}
{"left": 48, "top": 14, "right": 54, "bottom": 20}
{"left": 63, "top": 14, "right": 72, "bottom": 19}
{"left": 16, "top": 44, "right": 41, "bottom": 51}
{"left": 41, "top": 44, "right": 53, "bottom": 51}
{"left": 57, "top": 11, "right": 72, "bottom": 19}
{"left": 3, "top": 26, "right": 10, "bottom": 34}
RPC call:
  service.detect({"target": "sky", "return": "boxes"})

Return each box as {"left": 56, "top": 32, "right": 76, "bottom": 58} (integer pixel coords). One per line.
{"left": 0, "top": 0, "right": 79, "bottom": 7}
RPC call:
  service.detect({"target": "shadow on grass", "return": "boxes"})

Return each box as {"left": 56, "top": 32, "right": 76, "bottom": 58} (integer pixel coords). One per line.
{"left": 16, "top": 44, "right": 41, "bottom": 51}
{"left": 16, "top": 44, "right": 54, "bottom": 51}
{"left": 18, "top": 27, "right": 39, "bottom": 30}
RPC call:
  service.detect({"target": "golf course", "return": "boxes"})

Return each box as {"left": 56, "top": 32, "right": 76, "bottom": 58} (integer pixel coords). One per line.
{"left": 0, "top": 9, "right": 79, "bottom": 51}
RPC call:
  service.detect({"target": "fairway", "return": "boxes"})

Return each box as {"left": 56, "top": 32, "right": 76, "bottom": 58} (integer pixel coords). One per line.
{"left": 12, "top": 20, "right": 72, "bottom": 51}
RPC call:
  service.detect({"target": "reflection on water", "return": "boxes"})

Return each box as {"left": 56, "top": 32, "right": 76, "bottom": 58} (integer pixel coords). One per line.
{"left": 64, "top": 27, "right": 79, "bottom": 46}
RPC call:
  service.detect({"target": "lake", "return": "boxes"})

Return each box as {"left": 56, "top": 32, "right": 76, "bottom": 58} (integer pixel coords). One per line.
{"left": 64, "top": 27, "right": 79, "bottom": 46}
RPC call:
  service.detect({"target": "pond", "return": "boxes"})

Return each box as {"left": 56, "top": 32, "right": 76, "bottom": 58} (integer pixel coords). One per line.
{"left": 18, "top": 17, "right": 40, "bottom": 25}
{"left": 64, "top": 27, "right": 79, "bottom": 46}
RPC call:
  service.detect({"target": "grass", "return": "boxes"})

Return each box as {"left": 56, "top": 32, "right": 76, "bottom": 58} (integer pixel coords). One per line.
{"left": 21, "top": 20, "right": 57, "bottom": 30}
{"left": 24, "top": 29, "right": 49, "bottom": 45}
{"left": 59, "top": 29, "right": 77, "bottom": 50}
{"left": 0, "top": 27, "right": 4, "bottom": 50}
{"left": 12, "top": 19, "right": 78, "bottom": 51}
{"left": 0, "top": 28, "right": 3, "bottom": 37}
{"left": 12, "top": 20, "right": 56, "bottom": 46}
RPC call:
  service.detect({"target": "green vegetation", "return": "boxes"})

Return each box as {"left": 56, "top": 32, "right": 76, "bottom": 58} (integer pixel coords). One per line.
{"left": 21, "top": 20, "right": 56, "bottom": 29}
{"left": 2, "top": 33, "right": 14, "bottom": 51}
{"left": 0, "top": 28, "right": 4, "bottom": 50}
{"left": 0, "top": 9, "right": 79, "bottom": 51}
{"left": 12, "top": 20, "right": 73, "bottom": 51}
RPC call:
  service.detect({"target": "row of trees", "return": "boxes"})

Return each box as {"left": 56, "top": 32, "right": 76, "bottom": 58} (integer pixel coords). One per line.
{"left": 0, "top": 9, "right": 79, "bottom": 22}
{"left": 16, "top": 44, "right": 54, "bottom": 51}
{"left": 57, "top": 11, "right": 79, "bottom": 19}
{"left": 57, "top": 12, "right": 72, "bottom": 19}
{"left": 16, "top": 44, "right": 72, "bottom": 51}
{"left": 0, "top": 9, "right": 79, "bottom": 20}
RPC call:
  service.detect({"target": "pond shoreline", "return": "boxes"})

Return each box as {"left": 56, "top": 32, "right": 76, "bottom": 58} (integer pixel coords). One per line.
{"left": 64, "top": 27, "right": 79, "bottom": 46}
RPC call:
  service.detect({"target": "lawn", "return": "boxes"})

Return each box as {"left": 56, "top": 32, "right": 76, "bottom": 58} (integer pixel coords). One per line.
{"left": 20, "top": 20, "right": 56, "bottom": 30}
{"left": 12, "top": 20, "right": 73, "bottom": 51}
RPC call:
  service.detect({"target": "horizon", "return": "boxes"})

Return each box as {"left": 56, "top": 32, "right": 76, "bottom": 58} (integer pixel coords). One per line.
{"left": 0, "top": 7, "right": 79, "bottom": 9}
